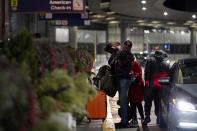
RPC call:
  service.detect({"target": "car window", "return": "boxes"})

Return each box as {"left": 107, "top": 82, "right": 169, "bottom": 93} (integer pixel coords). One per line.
{"left": 179, "top": 64, "right": 197, "bottom": 84}
{"left": 169, "top": 63, "right": 179, "bottom": 84}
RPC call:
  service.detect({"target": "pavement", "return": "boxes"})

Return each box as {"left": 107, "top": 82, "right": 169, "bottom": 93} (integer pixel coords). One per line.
{"left": 77, "top": 62, "right": 174, "bottom": 131}
{"left": 109, "top": 93, "right": 168, "bottom": 131}
{"left": 77, "top": 92, "right": 168, "bottom": 131}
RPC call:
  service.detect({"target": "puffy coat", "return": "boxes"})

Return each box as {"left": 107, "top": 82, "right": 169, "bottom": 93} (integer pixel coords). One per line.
{"left": 144, "top": 57, "right": 170, "bottom": 88}
{"left": 129, "top": 61, "right": 144, "bottom": 103}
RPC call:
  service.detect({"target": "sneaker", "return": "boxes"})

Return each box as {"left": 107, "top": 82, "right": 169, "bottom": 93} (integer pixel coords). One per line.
{"left": 129, "top": 119, "right": 138, "bottom": 127}
{"left": 142, "top": 117, "right": 151, "bottom": 127}
{"left": 115, "top": 122, "right": 129, "bottom": 129}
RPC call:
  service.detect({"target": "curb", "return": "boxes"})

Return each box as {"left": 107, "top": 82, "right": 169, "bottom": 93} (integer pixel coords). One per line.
{"left": 102, "top": 96, "right": 115, "bottom": 131}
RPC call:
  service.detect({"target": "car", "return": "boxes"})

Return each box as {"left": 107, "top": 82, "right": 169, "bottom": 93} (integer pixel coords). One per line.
{"left": 134, "top": 52, "right": 149, "bottom": 66}
{"left": 159, "top": 58, "right": 197, "bottom": 131}
{"left": 149, "top": 50, "right": 171, "bottom": 64}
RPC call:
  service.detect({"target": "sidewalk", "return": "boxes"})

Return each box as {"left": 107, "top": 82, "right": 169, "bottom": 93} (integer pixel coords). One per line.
{"left": 77, "top": 92, "right": 168, "bottom": 131}
{"left": 77, "top": 118, "right": 103, "bottom": 131}
{"left": 77, "top": 96, "right": 115, "bottom": 131}
{"left": 109, "top": 93, "right": 168, "bottom": 131}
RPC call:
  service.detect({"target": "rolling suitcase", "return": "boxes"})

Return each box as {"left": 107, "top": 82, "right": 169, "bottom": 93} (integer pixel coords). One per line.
{"left": 86, "top": 77, "right": 107, "bottom": 122}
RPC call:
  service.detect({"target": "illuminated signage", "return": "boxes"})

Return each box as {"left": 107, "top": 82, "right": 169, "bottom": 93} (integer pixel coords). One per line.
{"left": 9, "top": 0, "right": 85, "bottom": 13}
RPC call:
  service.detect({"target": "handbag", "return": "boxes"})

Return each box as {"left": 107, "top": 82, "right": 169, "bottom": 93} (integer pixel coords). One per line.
{"left": 100, "top": 67, "right": 117, "bottom": 97}
{"left": 93, "top": 56, "right": 117, "bottom": 97}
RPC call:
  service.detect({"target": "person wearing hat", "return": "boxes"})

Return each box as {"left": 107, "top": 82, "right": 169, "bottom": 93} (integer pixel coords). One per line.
{"left": 142, "top": 50, "right": 170, "bottom": 127}
{"left": 104, "top": 40, "right": 134, "bottom": 128}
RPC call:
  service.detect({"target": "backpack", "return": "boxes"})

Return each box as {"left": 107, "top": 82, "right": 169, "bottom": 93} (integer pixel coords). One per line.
{"left": 93, "top": 65, "right": 117, "bottom": 97}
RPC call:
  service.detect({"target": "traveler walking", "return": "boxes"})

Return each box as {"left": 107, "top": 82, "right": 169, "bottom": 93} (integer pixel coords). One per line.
{"left": 129, "top": 60, "right": 144, "bottom": 126}
{"left": 104, "top": 40, "right": 135, "bottom": 128}
{"left": 142, "top": 50, "right": 170, "bottom": 126}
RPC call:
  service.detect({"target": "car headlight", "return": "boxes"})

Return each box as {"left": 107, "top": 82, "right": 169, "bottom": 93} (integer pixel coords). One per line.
{"left": 176, "top": 101, "right": 196, "bottom": 112}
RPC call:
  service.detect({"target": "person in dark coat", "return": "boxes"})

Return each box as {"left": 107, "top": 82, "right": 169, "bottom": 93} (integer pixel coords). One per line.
{"left": 142, "top": 50, "right": 170, "bottom": 127}
{"left": 104, "top": 41, "right": 120, "bottom": 75}
{"left": 104, "top": 40, "right": 135, "bottom": 128}
{"left": 129, "top": 60, "right": 144, "bottom": 126}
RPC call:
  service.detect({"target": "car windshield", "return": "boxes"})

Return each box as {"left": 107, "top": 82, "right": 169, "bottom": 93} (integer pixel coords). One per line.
{"left": 179, "top": 64, "right": 197, "bottom": 84}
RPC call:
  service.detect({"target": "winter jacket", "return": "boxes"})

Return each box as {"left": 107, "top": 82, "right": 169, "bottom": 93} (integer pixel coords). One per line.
{"left": 129, "top": 61, "right": 144, "bottom": 103}
{"left": 104, "top": 43, "right": 118, "bottom": 75}
{"left": 104, "top": 43, "right": 134, "bottom": 78}
{"left": 144, "top": 57, "right": 170, "bottom": 88}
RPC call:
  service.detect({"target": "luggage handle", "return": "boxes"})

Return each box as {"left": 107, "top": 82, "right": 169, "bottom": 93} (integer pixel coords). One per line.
{"left": 93, "top": 77, "right": 101, "bottom": 90}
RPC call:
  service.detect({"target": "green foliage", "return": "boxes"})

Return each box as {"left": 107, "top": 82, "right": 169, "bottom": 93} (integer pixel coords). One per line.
{"left": 39, "top": 96, "right": 59, "bottom": 117}
{"left": 30, "top": 120, "right": 69, "bottom": 131}
{"left": 74, "top": 48, "right": 94, "bottom": 72}
{"left": 37, "top": 69, "right": 74, "bottom": 97}
{"left": 65, "top": 46, "right": 94, "bottom": 73}
{"left": 0, "top": 58, "right": 31, "bottom": 131}
{"left": 35, "top": 40, "right": 75, "bottom": 75}
{"left": 4, "top": 29, "right": 39, "bottom": 84}
{"left": 36, "top": 69, "right": 97, "bottom": 120}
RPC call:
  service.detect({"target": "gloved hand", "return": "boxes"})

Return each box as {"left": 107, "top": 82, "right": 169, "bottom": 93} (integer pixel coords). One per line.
{"left": 145, "top": 81, "right": 150, "bottom": 87}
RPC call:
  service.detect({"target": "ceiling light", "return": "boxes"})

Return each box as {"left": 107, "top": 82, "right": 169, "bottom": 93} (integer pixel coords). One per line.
{"left": 170, "top": 30, "right": 175, "bottom": 34}
{"left": 167, "top": 22, "right": 176, "bottom": 25}
{"left": 92, "top": 15, "right": 105, "bottom": 18}
{"left": 184, "top": 23, "right": 190, "bottom": 25}
{"left": 152, "top": 29, "right": 157, "bottom": 32}
{"left": 146, "top": 23, "right": 154, "bottom": 26}
{"left": 141, "top": 0, "right": 146, "bottom": 4}
{"left": 85, "top": 6, "right": 89, "bottom": 10}
{"left": 186, "top": 21, "right": 194, "bottom": 23}
{"left": 89, "top": 11, "right": 93, "bottom": 15}
{"left": 106, "top": 11, "right": 116, "bottom": 15}
{"left": 152, "top": 21, "right": 160, "bottom": 24}
{"left": 192, "top": 15, "right": 196, "bottom": 19}
{"left": 100, "top": 2, "right": 110, "bottom": 8}
{"left": 154, "top": 24, "right": 162, "bottom": 27}
{"left": 164, "top": 11, "right": 168, "bottom": 16}
{"left": 139, "top": 23, "right": 145, "bottom": 25}
{"left": 144, "top": 30, "right": 150, "bottom": 34}
{"left": 191, "top": 23, "right": 197, "bottom": 26}
{"left": 142, "top": 7, "right": 147, "bottom": 11}
{"left": 109, "top": 21, "right": 119, "bottom": 24}
{"left": 137, "top": 20, "right": 146, "bottom": 23}
{"left": 190, "top": 25, "right": 197, "bottom": 28}
{"left": 91, "top": 19, "right": 100, "bottom": 23}
{"left": 106, "top": 17, "right": 115, "bottom": 20}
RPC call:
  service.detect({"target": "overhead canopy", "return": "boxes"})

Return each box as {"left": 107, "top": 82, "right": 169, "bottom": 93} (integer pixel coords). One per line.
{"left": 164, "top": 0, "right": 197, "bottom": 12}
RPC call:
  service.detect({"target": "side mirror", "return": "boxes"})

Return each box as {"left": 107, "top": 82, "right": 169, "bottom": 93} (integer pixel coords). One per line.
{"left": 159, "top": 77, "right": 170, "bottom": 85}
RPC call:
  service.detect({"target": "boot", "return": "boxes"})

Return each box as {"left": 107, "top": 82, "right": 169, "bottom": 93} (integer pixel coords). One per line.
{"left": 142, "top": 117, "right": 151, "bottom": 126}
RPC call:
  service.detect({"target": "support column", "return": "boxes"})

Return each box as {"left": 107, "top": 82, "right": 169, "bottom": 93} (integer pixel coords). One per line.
{"left": 190, "top": 28, "right": 197, "bottom": 57}
{"left": 0, "top": 0, "right": 5, "bottom": 44}
{"left": 4, "top": 0, "right": 8, "bottom": 39}
{"left": 120, "top": 24, "right": 128, "bottom": 44}
{"left": 69, "top": 26, "right": 78, "bottom": 49}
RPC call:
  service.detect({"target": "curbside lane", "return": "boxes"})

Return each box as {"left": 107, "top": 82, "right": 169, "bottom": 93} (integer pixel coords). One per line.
{"left": 103, "top": 96, "right": 115, "bottom": 131}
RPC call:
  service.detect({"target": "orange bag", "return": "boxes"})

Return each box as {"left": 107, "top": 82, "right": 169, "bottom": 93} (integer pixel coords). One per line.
{"left": 86, "top": 90, "right": 107, "bottom": 122}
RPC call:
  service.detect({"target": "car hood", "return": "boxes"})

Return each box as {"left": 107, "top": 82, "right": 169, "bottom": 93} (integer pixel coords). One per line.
{"left": 177, "top": 84, "right": 197, "bottom": 98}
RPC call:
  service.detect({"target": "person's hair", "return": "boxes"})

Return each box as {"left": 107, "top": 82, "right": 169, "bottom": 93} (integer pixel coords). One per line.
{"left": 123, "top": 40, "right": 133, "bottom": 48}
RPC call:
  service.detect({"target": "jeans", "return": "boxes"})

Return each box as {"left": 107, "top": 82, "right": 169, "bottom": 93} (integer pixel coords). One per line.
{"left": 117, "top": 78, "right": 131, "bottom": 124}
